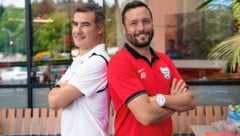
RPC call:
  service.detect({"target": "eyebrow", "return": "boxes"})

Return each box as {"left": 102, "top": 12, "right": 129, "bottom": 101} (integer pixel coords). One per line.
{"left": 72, "top": 21, "right": 91, "bottom": 26}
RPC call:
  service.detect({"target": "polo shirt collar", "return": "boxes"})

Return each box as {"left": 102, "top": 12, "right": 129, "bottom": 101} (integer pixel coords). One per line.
{"left": 75, "top": 43, "right": 105, "bottom": 61}
{"left": 124, "top": 43, "right": 159, "bottom": 63}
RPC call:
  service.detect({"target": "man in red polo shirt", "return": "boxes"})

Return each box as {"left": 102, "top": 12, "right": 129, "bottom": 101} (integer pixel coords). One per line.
{"left": 107, "top": 1, "right": 196, "bottom": 136}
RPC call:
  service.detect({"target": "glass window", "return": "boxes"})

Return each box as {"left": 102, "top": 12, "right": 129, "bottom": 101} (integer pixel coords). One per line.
{"left": 148, "top": 0, "right": 237, "bottom": 81}
{"left": 31, "top": 0, "right": 73, "bottom": 84}
{"left": 0, "top": 88, "right": 28, "bottom": 108}
{"left": 0, "top": 0, "right": 27, "bottom": 84}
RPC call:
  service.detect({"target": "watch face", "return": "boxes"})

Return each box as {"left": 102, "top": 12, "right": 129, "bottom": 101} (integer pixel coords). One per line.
{"left": 157, "top": 94, "right": 165, "bottom": 107}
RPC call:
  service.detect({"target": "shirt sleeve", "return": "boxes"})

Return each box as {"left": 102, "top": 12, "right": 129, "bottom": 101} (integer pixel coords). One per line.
{"left": 108, "top": 55, "right": 145, "bottom": 108}
{"left": 67, "top": 56, "right": 108, "bottom": 97}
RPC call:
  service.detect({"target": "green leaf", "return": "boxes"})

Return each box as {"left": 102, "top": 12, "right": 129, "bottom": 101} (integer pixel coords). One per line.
{"left": 208, "top": 35, "right": 240, "bottom": 72}
{"left": 196, "top": 0, "right": 214, "bottom": 11}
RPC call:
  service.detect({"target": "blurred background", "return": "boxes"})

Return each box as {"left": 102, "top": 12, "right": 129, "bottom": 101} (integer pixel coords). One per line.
{"left": 0, "top": 0, "right": 239, "bottom": 108}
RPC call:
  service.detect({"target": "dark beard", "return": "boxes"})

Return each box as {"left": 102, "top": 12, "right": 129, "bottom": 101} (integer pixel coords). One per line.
{"left": 125, "top": 30, "right": 154, "bottom": 48}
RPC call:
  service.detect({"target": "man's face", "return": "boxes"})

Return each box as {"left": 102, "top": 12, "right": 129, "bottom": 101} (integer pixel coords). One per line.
{"left": 123, "top": 7, "right": 154, "bottom": 48}
{"left": 72, "top": 11, "right": 103, "bottom": 49}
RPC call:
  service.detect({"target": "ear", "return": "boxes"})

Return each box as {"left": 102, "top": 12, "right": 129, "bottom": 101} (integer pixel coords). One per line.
{"left": 97, "top": 25, "right": 104, "bottom": 35}
{"left": 122, "top": 24, "right": 126, "bottom": 35}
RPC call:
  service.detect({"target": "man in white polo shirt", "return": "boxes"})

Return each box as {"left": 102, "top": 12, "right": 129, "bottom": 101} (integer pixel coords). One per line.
{"left": 48, "top": 2, "right": 110, "bottom": 136}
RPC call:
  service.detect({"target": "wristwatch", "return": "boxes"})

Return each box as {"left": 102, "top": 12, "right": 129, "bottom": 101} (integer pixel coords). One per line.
{"left": 156, "top": 94, "right": 166, "bottom": 107}
{"left": 50, "top": 84, "right": 61, "bottom": 90}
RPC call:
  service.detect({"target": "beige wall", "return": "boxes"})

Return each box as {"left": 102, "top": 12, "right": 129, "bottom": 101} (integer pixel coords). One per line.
{"left": 149, "top": 0, "right": 203, "bottom": 52}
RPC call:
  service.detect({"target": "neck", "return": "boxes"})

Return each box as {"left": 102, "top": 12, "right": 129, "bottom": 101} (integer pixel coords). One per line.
{"left": 79, "top": 42, "right": 102, "bottom": 56}
{"left": 128, "top": 42, "right": 152, "bottom": 61}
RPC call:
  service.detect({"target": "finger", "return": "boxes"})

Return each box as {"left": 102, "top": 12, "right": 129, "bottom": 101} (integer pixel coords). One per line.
{"left": 178, "top": 81, "right": 188, "bottom": 93}
{"left": 178, "top": 84, "right": 185, "bottom": 93}
{"left": 175, "top": 80, "right": 183, "bottom": 91}
{"left": 171, "top": 78, "right": 177, "bottom": 90}
{"left": 170, "top": 78, "right": 179, "bottom": 95}
{"left": 181, "top": 87, "right": 187, "bottom": 93}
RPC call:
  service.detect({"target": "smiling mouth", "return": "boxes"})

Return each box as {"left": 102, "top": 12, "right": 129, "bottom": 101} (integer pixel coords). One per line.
{"left": 139, "top": 34, "right": 147, "bottom": 38}
{"left": 136, "top": 32, "right": 148, "bottom": 37}
{"left": 137, "top": 34, "right": 148, "bottom": 40}
{"left": 74, "top": 36, "right": 85, "bottom": 41}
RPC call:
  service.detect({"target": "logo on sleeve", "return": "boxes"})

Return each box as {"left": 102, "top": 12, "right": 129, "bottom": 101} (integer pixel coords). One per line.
{"left": 160, "top": 67, "right": 170, "bottom": 80}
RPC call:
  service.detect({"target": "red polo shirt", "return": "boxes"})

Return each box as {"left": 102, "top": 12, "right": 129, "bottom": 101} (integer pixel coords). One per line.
{"left": 108, "top": 43, "right": 184, "bottom": 136}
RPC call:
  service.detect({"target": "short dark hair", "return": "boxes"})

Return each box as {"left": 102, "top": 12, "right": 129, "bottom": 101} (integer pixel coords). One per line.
{"left": 74, "top": 3, "right": 104, "bottom": 26}
{"left": 121, "top": 1, "right": 152, "bottom": 25}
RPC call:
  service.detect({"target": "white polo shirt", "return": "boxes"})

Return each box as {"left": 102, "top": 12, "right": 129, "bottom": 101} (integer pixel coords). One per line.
{"left": 59, "top": 44, "right": 110, "bottom": 136}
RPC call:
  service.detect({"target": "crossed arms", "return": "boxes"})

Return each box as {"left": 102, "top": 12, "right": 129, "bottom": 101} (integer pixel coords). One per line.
{"left": 127, "top": 78, "right": 196, "bottom": 125}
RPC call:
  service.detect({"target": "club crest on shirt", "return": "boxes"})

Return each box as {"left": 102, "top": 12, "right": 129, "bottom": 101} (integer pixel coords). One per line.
{"left": 160, "top": 66, "right": 170, "bottom": 80}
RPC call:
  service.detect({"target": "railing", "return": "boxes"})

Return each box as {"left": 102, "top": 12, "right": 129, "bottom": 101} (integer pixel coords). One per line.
{"left": 0, "top": 105, "right": 228, "bottom": 135}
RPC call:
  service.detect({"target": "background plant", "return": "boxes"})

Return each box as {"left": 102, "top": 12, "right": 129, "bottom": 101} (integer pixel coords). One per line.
{"left": 198, "top": 0, "right": 240, "bottom": 72}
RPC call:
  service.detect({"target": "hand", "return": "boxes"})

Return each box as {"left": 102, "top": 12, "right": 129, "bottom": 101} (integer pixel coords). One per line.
{"left": 170, "top": 78, "right": 187, "bottom": 95}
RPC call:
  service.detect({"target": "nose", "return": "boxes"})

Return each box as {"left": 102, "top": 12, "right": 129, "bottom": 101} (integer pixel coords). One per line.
{"left": 135, "top": 22, "right": 147, "bottom": 34}
{"left": 137, "top": 22, "right": 144, "bottom": 31}
{"left": 73, "top": 25, "right": 83, "bottom": 34}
